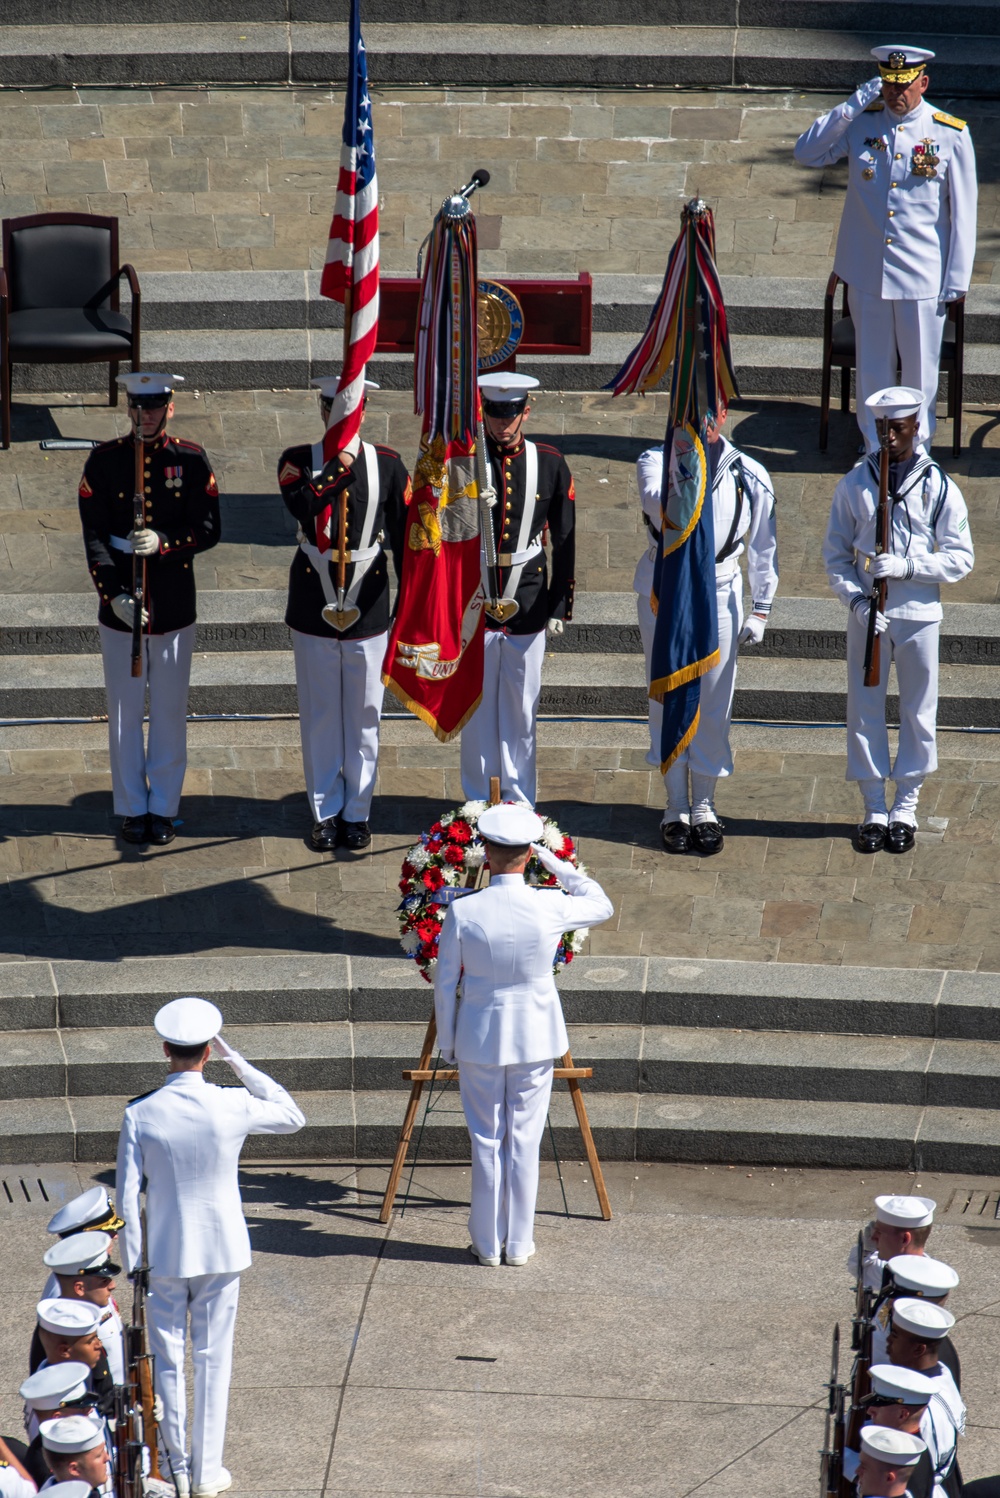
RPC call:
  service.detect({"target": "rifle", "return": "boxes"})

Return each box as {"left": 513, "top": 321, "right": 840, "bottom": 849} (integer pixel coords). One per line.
{"left": 863, "top": 420, "right": 891, "bottom": 687}
{"left": 130, "top": 418, "right": 146, "bottom": 678}
{"left": 844, "top": 1231, "right": 875, "bottom": 1458}
{"left": 819, "top": 1323, "right": 844, "bottom": 1498}
{"left": 121, "top": 1217, "right": 162, "bottom": 1491}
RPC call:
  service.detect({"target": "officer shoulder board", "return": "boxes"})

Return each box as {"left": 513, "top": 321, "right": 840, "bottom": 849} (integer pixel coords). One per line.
{"left": 125, "top": 1087, "right": 158, "bottom": 1106}
{"left": 933, "top": 110, "right": 966, "bottom": 131}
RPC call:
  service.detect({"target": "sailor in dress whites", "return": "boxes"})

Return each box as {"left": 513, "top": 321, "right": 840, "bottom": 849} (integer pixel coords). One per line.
{"left": 887, "top": 1299, "right": 965, "bottom": 1494}
{"left": 41, "top": 1189, "right": 124, "bottom": 1301}
{"left": 794, "top": 44, "right": 978, "bottom": 452}
{"left": 17, "top": 1365, "right": 100, "bottom": 1482}
{"left": 434, "top": 804, "right": 612, "bottom": 1266}
{"left": 37, "top": 1235, "right": 124, "bottom": 1387}
{"left": 823, "top": 387, "right": 973, "bottom": 853}
{"left": 874, "top": 1257, "right": 961, "bottom": 1385}
{"left": 861, "top": 1366, "right": 942, "bottom": 1498}
{"left": 460, "top": 375, "right": 576, "bottom": 807}
{"left": 635, "top": 405, "right": 778, "bottom": 854}
{"left": 278, "top": 378, "right": 410, "bottom": 852}
{"left": 115, "top": 997, "right": 305, "bottom": 1497}
{"left": 856, "top": 1425, "right": 927, "bottom": 1498}
{"left": 36, "top": 1418, "right": 110, "bottom": 1496}
{"left": 850, "top": 1192, "right": 937, "bottom": 1293}
{"left": 0, "top": 1437, "right": 37, "bottom": 1498}
{"left": 78, "top": 373, "right": 221, "bottom": 847}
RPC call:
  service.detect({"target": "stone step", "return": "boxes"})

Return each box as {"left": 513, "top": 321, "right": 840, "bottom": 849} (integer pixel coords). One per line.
{"left": 6, "top": 592, "right": 1000, "bottom": 669}
{"left": 16, "top": 329, "right": 1000, "bottom": 402}
{"left": 0, "top": 21, "right": 996, "bottom": 92}
{"left": 2, "top": 953, "right": 997, "bottom": 1040}
{"left": 5, "top": 1019, "right": 1000, "bottom": 1113}
{"left": 5, "top": 1086, "right": 1000, "bottom": 1173}
{"left": 4, "top": 646, "right": 1000, "bottom": 726}
{"left": 4, "top": 0, "right": 999, "bottom": 38}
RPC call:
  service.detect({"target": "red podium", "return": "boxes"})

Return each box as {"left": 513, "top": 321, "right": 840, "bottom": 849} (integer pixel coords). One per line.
{"left": 376, "top": 273, "right": 592, "bottom": 369}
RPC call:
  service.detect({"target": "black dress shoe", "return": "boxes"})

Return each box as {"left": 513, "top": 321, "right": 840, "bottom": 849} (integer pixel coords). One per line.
{"left": 689, "top": 820, "right": 724, "bottom": 856}
{"left": 853, "top": 822, "right": 886, "bottom": 854}
{"left": 119, "top": 815, "right": 149, "bottom": 845}
{"left": 148, "top": 815, "right": 176, "bottom": 846}
{"left": 310, "top": 818, "right": 340, "bottom": 852}
{"left": 339, "top": 819, "right": 372, "bottom": 851}
{"left": 660, "top": 821, "right": 691, "bottom": 855}
{"left": 886, "top": 821, "right": 916, "bottom": 854}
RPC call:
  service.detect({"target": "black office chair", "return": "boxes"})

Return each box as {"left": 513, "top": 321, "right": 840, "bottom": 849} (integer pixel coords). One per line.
{"left": 819, "top": 273, "right": 964, "bottom": 457}
{"left": 0, "top": 211, "right": 141, "bottom": 449}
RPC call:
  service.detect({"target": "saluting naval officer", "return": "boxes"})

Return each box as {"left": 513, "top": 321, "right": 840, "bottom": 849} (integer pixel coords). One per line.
{"left": 794, "top": 45, "right": 978, "bottom": 453}
{"left": 823, "top": 387, "right": 973, "bottom": 853}
{"left": 78, "top": 372, "right": 221, "bottom": 847}
{"left": 460, "top": 375, "right": 576, "bottom": 808}
{"left": 434, "top": 804, "right": 612, "bottom": 1267}
{"left": 635, "top": 403, "right": 778, "bottom": 855}
{"left": 278, "top": 377, "right": 410, "bottom": 852}
{"left": 115, "top": 997, "right": 305, "bottom": 1497}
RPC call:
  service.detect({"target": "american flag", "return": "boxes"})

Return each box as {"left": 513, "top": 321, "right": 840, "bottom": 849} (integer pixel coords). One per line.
{"left": 319, "top": 0, "right": 379, "bottom": 466}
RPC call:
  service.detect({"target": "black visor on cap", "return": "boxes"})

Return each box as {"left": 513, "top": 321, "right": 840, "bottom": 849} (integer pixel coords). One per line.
{"left": 128, "top": 392, "right": 172, "bottom": 408}
{"left": 483, "top": 398, "right": 527, "bottom": 418}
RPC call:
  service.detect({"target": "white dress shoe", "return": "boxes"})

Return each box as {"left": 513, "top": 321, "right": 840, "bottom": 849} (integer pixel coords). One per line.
{"left": 505, "top": 1243, "right": 536, "bottom": 1267}
{"left": 169, "top": 1475, "right": 190, "bottom": 1498}
{"left": 192, "top": 1470, "right": 232, "bottom": 1498}
{"left": 468, "top": 1244, "right": 501, "bottom": 1267}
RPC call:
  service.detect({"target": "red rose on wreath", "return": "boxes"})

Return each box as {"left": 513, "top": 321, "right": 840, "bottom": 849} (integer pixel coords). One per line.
{"left": 422, "top": 867, "right": 445, "bottom": 891}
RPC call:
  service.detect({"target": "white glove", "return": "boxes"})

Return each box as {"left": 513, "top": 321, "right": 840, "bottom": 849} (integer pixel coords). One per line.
{"left": 871, "top": 553, "right": 909, "bottom": 580}
{"left": 212, "top": 1034, "right": 246, "bottom": 1074}
{"left": 738, "top": 614, "right": 766, "bottom": 646}
{"left": 546, "top": 617, "right": 565, "bottom": 638}
{"left": 110, "top": 593, "right": 148, "bottom": 628}
{"left": 872, "top": 610, "right": 889, "bottom": 636}
{"left": 152, "top": 1394, "right": 164, "bottom": 1423}
{"left": 129, "top": 527, "right": 161, "bottom": 556}
{"left": 850, "top": 595, "right": 889, "bottom": 635}
{"left": 848, "top": 76, "right": 883, "bottom": 115}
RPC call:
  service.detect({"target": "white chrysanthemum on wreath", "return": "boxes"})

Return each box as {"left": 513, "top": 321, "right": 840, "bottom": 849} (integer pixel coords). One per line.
{"left": 397, "top": 802, "right": 584, "bottom": 983}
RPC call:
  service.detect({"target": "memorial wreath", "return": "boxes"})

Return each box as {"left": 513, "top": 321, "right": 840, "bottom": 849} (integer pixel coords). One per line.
{"left": 398, "top": 800, "right": 588, "bottom": 981}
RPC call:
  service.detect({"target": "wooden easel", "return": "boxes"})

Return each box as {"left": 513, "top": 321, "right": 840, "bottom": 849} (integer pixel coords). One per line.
{"left": 379, "top": 778, "right": 612, "bottom": 1224}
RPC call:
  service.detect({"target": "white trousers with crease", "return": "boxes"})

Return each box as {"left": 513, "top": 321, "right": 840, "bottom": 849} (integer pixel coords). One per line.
{"left": 850, "top": 289, "right": 947, "bottom": 450}
{"left": 845, "top": 609, "right": 939, "bottom": 783}
{"left": 291, "top": 628, "right": 387, "bottom": 824}
{"left": 459, "top": 1059, "right": 554, "bottom": 1260}
{"left": 147, "top": 1271, "right": 240, "bottom": 1488}
{"left": 460, "top": 629, "right": 546, "bottom": 806}
{"left": 99, "top": 622, "right": 195, "bottom": 819}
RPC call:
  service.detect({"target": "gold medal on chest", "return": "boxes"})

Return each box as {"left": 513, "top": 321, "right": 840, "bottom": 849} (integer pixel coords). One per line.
{"left": 863, "top": 167, "right": 875, "bottom": 180}
{"left": 911, "top": 139, "right": 940, "bottom": 177}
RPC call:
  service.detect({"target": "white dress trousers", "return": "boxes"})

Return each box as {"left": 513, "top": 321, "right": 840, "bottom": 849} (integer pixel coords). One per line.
{"left": 147, "top": 1270, "right": 240, "bottom": 1491}
{"left": 459, "top": 1059, "right": 554, "bottom": 1261}
{"left": 845, "top": 608, "right": 939, "bottom": 783}
{"left": 460, "top": 628, "right": 546, "bottom": 806}
{"left": 99, "top": 622, "right": 195, "bottom": 819}
{"left": 291, "top": 627, "right": 387, "bottom": 824}
{"left": 850, "top": 289, "right": 948, "bottom": 450}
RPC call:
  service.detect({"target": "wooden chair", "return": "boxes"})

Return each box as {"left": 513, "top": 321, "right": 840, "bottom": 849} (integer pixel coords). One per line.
{"left": 0, "top": 212, "right": 141, "bottom": 449}
{"left": 819, "top": 273, "right": 964, "bottom": 457}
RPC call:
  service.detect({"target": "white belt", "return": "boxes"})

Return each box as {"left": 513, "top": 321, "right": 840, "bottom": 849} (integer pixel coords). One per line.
{"left": 715, "top": 558, "right": 740, "bottom": 583}
{"left": 109, "top": 534, "right": 133, "bottom": 553}
{"left": 495, "top": 539, "right": 543, "bottom": 567}
{"left": 298, "top": 537, "right": 382, "bottom": 567}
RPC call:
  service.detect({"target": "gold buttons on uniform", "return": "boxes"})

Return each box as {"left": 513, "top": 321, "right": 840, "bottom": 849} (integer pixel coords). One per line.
{"left": 888, "top": 210, "right": 895, "bottom": 217}
{"left": 890, "top": 182, "right": 898, "bottom": 189}
{"left": 145, "top": 486, "right": 152, "bottom": 494}
{"left": 886, "top": 237, "right": 893, "bottom": 244}
{"left": 894, "top": 153, "right": 902, "bottom": 160}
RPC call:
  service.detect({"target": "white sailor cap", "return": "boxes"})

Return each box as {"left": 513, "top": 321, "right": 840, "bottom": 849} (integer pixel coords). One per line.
{"left": 47, "top": 1185, "right": 124, "bottom": 1237}
{"left": 44, "top": 1231, "right": 119, "bottom": 1278}
{"left": 874, "top": 1193, "right": 936, "bottom": 1228}
{"left": 477, "top": 803, "right": 545, "bottom": 846}
{"left": 19, "top": 1363, "right": 92, "bottom": 1411}
{"left": 39, "top": 1415, "right": 105, "bottom": 1455}
{"left": 859, "top": 1425, "right": 926, "bottom": 1466}
{"left": 888, "top": 1253, "right": 959, "bottom": 1296}
{"left": 36, "top": 1298, "right": 102, "bottom": 1337}
{"left": 871, "top": 45, "right": 935, "bottom": 84}
{"left": 44, "top": 1485, "right": 97, "bottom": 1498}
{"left": 310, "top": 376, "right": 380, "bottom": 398}
{"left": 478, "top": 373, "right": 539, "bottom": 411}
{"left": 865, "top": 386, "right": 924, "bottom": 422}
{"left": 891, "top": 1296, "right": 956, "bottom": 1339}
{"left": 868, "top": 1363, "right": 936, "bottom": 1406}
{"left": 117, "top": 372, "right": 183, "bottom": 403}
{"left": 154, "top": 995, "right": 223, "bottom": 1046}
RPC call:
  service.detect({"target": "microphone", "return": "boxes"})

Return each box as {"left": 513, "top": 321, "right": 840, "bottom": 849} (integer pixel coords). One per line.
{"left": 460, "top": 168, "right": 491, "bottom": 198}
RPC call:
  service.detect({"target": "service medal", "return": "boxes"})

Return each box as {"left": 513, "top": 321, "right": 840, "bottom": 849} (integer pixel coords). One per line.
{"left": 911, "top": 139, "right": 939, "bottom": 178}
{"left": 863, "top": 167, "right": 875, "bottom": 180}
{"left": 164, "top": 465, "right": 183, "bottom": 489}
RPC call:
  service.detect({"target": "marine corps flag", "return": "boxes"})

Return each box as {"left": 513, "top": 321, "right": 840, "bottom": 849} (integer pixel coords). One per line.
{"left": 382, "top": 192, "right": 485, "bottom": 741}
{"left": 607, "top": 199, "right": 739, "bottom": 770}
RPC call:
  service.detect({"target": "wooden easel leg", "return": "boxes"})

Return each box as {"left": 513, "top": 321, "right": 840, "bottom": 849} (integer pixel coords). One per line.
{"left": 559, "top": 1048, "right": 612, "bottom": 1221}
{"left": 379, "top": 1013, "right": 438, "bottom": 1223}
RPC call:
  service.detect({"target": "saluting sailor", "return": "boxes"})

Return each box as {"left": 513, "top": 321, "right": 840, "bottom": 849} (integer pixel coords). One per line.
{"left": 635, "top": 402, "right": 778, "bottom": 855}
{"left": 434, "top": 804, "right": 612, "bottom": 1267}
{"left": 794, "top": 44, "right": 978, "bottom": 453}
{"left": 278, "top": 378, "right": 410, "bottom": 852}
{"left": 77, "top": 372, "right": 221, "bottom": 848}
{"left": 460, "top": 374, "right": 576, "bottom": 808}
{"left": 823, "top": 387, "right": 973, "bottom": 853}
{"left": 115, "top": 997, "right": 305, "bottom": 1498}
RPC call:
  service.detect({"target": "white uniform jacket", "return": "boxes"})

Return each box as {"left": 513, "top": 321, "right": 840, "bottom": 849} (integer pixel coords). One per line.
{"left": 434, "top": 868, "right": 613, "bottom": 1067}
{"left": 823, "top": 453, "right": 973, "bottom": 623}
{"left": 794, "top": 83, "right": 977, "bottom": 302}
{"left": 116, "top": 1066, "right": 305, "bottom": 1279}
{"left": 921, "top": 1367, "right": 966, "bottom": 1497}
{"left": 634, "top": 437, "right": 778, "bottom": 609}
